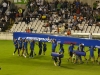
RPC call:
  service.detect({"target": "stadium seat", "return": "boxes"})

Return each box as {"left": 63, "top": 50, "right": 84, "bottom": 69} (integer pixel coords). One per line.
{"left": 94, "top": 26, "right": 99, "bottom": 33}
{"left": 90, "top": 26, "right": 95, "bottom": 33}
{"left": 86, "top": 26, "right": 91, "bottom": 33}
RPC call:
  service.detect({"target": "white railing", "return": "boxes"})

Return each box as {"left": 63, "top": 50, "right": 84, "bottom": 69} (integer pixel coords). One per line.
{"left": 0, "top": 32, "right": 100, "bottom": 40}
{"left": 0, "top": 32, "right": 13, "bottom": 40}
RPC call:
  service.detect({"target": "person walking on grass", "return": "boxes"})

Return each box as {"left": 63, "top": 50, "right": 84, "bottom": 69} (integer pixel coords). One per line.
{"left": 43, "top": 42, "right": 47, "bottom": 55}
{"left": 22, "top": 39, "right": 28, "bottom": 58}
{"left": 68, "top": 43, "right": 74, "bottom": 62}
{"left": 30, "top": 39, "right": 35, "bottom": 58}
{"left": 13, "top": 39, "right": 19, "bottom": 56}
{"left": 52, "top": 39, "right": 57, "bottom": 52}
{"left": 86, "top": 46, "right": 96, "bottom": 64}
{"left": 95, "top": 46, "right": 100, "bottom": 64}
{"left": 53, "top": 47, "right": 64, "bottom": 66}
{"left": 18, "top": 38, "right": 23, "bottom": 56}
{"left": 38, "top": 40, "right": 43, "bottom": 55}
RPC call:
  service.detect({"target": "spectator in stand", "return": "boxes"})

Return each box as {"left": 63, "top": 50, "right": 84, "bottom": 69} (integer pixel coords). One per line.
{"left": 64, "top": 23, "right": 68, "bottom": 31}
{"left": 1, "top": 14, "right": 7, "bottom": 22}
{"left": 25, "top": 16, "right": 30, "bottom": 24}
{"left": 9, "top": 10, "right": 16, "bottom": 24}
{"left": 25, "top": 27, "right": 30, "bottom": 33}
{"left": 72, "top": 19, "right": 78, "bottom": 26}
{"left": 67, "top": 29, "right": 71, "bottom": 36}
{"left": 76, "top": 7, "right": 81, "bottom": 14}
{"left": 97, "top": 1, "right": 100, "bottom": 9}
{"left": 18, "top": 7, "right": 23, "bottom": 17}
{"left": 30, "top": 27, "right": 33, "bottom": 33}
{"left": 96, "top": 12, "right": 100, "bottom": 22}
{"left": 88, "top": 18, "right": 94, "bottom": 26}
{"left": 93, "top": 1, "right": 98, "bottom": 10}
{"left": 73, "top": 14, "right": 77, "bottom": 21}
{"left": 2, "top": 1, "right": 8, "bottom": 15}
{"left": 15, "top": 12, "right": 19, "bottom": 24}
{"left": 61, "top": 25, "right": 65, "bottom": 34}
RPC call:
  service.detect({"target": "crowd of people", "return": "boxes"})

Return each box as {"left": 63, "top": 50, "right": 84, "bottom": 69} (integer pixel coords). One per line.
{"left": 24, "top": 0, "right": 100, "bottom": 33}
{"left": 0, "top": 0, "right": 17, "bottom": 31}
{"left": 13, "top": 37, "right": 100, "bottom": 66}
{"left": 0, "top": 0, "right": 100, "bottom": 33}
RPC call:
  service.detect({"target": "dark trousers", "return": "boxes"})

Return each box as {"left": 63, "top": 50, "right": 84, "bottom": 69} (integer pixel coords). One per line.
{"left": 2, "top": 7, "right": 7, "bottom": 15}
{"left": 77, "top": 55, "right": 82, "bottom": 63}
{"left": 58, "top": 57, "right": 61, "bottom": 66}
{"left": 25, "top": 48, "right": 28, "bottom": 55}
{"left": 54, "top": 57, "right": 61, "bottom": 66}
{"left": 14, "top": 47, "right": 19, "bottom": 54}
{"left": 39, "top": 47, "right": 42, "bottom": 55}
{"left": 30, "top": 50, "right": 33, "bottom": 57}
{"left": 52, "top": 48, "right": 55, "bottom": 52}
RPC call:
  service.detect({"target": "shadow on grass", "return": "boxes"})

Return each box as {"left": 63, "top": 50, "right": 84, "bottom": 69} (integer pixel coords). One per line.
{"left": 61, "top": 66, "right": 74, "bottom": 69}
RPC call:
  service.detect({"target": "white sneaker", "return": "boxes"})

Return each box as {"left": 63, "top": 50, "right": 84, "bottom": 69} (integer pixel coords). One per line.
{"left": 23, "top": 54, "right": 26, "bottom": 58}
{"left": 13, "top": 53, "right": 15, "bottom": 55}
{"left": 54, "top": 62, "right": 57, "bottom": 66}
{"left": 24, "top": 56, "right": 26, "bottom": 58}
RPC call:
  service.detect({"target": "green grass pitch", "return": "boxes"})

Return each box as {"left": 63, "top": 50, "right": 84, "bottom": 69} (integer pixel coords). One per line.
{"left": 0, "top": 40, "right": 100, "bottom": 75}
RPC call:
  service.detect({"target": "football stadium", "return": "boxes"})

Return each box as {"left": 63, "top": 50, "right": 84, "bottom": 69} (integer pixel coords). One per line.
{"left": 0, "top": 0, "right": 100, "bottom": 75}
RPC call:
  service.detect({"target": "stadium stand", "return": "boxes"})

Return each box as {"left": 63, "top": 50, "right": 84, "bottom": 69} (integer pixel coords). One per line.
{"left": 0, "top": 0, "right": 100, "bottom": 35}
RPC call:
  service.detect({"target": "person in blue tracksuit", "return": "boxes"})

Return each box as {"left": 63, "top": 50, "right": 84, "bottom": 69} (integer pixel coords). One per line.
{"left": 95, "top": 46, "right": 100, "bottom": 64}
{"left": 18, "top": 38, "right": 23, "bottom": 56}
{"left": 68, "top": 43, "right": 74, "bottom": 62}
{"left": 60, "top": 43, "right": 63, "bottom": 49}
{"left": 78, "top": 43, "right": 87, "bottom": 61}
{"left": 23, "top": 39, "right": 28, "bottom": 55}
{"left": 38, "top": 41, "right": 43, "bottom": 55}
{"left": 22, "top": 39, "right": 28, "bottom": 58}
{"left": 13, "top": 39, "right": 19, "bottom": 55}
{"left": 97, "top": 48, "right": 100, "bottom": 60}
{"left": 87, "top": 46, "right": 96, "bottom": 64}
{"left": 53, "top": 47, "right": 64, "bottom": 66}
{"left": 43, "top": 42, "right": 47, "bottom": 55}
{"left": 52, "top": 40, "right": 57, "bottom": 52}
{"left": 30, "top": 39, "right": 35, "bottom": 58}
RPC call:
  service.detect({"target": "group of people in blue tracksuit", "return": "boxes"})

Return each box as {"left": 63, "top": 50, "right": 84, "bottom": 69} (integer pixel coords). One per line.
{"left": 13, "top": 38, "right": 100, "bottom": 66}
{"left": 68, "top": 43, "right": 100, "bottom": 64}
{"left": 13, "top": 38, "right": 47, "bottom": 58}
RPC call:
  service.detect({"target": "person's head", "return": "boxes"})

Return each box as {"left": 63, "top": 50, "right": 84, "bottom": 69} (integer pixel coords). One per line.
{"left": 32, "top": 39, "right": 34, "bottom": 42}
{"left": 52, "top": 40, "right": 54, "bottom": 43}
{"left": 14, "top": 38, "right": 16, "bottom": 41}
{"left": 71, "top": 43, "right": 74, "bottom": 46}
{"left": 25, "top": 39, "right": 27, "bottom": 42}
{"left": 20, "top": 38, "right": 22, "bottom": 41}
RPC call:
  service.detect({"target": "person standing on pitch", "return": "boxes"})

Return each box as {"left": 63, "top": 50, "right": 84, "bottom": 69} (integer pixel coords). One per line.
{"left": 87, "top": 46, "right": 96, "bottom": 64}
{"left": 30, "top": 39, "right": 35, "bottom": 58}
{"left": 23, "top": 39, "right": 28, "bottom": 58}
{"left": 18, "top": 38, "right": 23, "bottom": 56}
{"left": 43, "top": 42, "right": 47, "bottom": 55}
{"left": 38, "top": 40, "right": 43, "bottom": 55}
{"left": 53, "top": 47, "right": 64, "bottom": 66}
{"left": 80, "top": 43, "right": 87, "bottom": 61}
{"left": 76, "top": 43, "right": 83, "bottom": 63}
{"left": 13, "top": 39, "right": 19, "bottom": 56}
{"left": 68, "top": 43, "right": 74, "bottom": 62}
{"left": 52, "top": 39, "right": 57, "bottom": 52}
{"left": 24, "top": 39, "right": 28, "bottom": 55}
{"left": 95, "top": 46, "right": 100, "bottom": 64}
{"left": 60, "top": 42, "right": 63, "bottom": 49}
